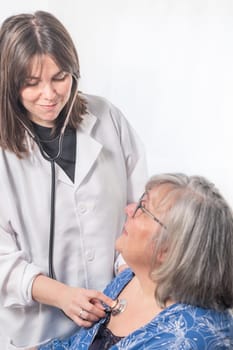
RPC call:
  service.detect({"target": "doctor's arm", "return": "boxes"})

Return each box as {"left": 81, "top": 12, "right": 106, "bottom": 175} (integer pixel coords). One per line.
{"left": 31, "top": 273, "right": 114, "bottom": 327}
{"left": 0, "top": 220, "right": 113, "bottom": 327}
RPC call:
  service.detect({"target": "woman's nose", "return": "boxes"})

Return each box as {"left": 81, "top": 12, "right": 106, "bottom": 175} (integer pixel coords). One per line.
{"left": 41, "top": 83, "right": 56, "bottom": 99}
{"left": 125, "top": 203, "right": 137, "bottom": 218}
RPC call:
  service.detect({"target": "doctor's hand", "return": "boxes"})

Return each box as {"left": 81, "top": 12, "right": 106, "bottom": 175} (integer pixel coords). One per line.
{"left": 32, "top": 274, "right": 114, "bottom": 327}
{"left": 59, "top": 286, "right": 114, "bottom": 327}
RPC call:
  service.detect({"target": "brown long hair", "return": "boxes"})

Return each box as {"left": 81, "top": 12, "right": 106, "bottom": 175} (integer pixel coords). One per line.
{"left": 0, "top": 10, "right": 87, "bottom": 157}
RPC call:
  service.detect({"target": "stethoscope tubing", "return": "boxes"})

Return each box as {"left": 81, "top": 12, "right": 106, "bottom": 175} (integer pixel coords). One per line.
{"left": 48, "top": 159, "right": 56, "bottom": 279}
{"left": 18, "top": 74, "right": 78, "bottom": 280}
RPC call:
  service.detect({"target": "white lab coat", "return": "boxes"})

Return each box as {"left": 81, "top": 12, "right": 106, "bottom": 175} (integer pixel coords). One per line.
{"left": 0, "top": 94, "right": 147, "bottom": 349}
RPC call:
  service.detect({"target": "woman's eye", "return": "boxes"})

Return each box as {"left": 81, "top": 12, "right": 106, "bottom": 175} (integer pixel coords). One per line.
{"left": 53, "top": 73, "right": 68, "bottom": 81}
{"left": 22, "top": 72, "right": 69, "bottom": 87}
{"left": 23, "top": 79, "right": 39, "bottom": 87}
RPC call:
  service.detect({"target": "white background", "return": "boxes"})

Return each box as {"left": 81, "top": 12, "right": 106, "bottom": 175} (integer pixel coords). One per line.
{"left": 1, "top": 0, "right": 233, "bottom": 206}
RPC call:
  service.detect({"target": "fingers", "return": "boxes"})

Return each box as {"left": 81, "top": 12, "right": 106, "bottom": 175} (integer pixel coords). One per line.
{"left": 77, "top": 307, "right": 98, "bottom": 322}
{"left": 77, "top": 289, "right": 115, "bottom": 314}
{"left": 78, "top": 308, "right": 85, "bottom": 319}
{"left": 73, "top": 307, "right": 94, "bottom": 327}
{"left": 61, "top": 287, "right": 115, "bottom": 328}
{"left": 77, "top": 308, "right": 93, "bottom": 324}
{"left": 70, "top": 305, "right": 98, "bottom": 327}
{"left": 89, "top": 290, "right": 115, "bottom": 309}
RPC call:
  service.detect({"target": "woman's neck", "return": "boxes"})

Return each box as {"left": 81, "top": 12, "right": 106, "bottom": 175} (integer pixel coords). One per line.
{"left": 131, "top": 273, "right": 157, "bottom": 304}
{"left": 107, "top": 266, "right": 176, "bottom": 337}
{"left": 130, "top": 269, "right": 174, "bottom": 308}
{"left": 107, "top": 272, "right": 162, "bottom": 337}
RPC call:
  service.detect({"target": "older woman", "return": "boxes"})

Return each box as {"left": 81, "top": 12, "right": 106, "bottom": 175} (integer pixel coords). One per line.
{"left": 41, "top": 173, "right": 233, "bottom": 349}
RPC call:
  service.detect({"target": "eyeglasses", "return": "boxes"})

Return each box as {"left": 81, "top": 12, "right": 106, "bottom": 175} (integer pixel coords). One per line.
{"left": 132, "top": 193, "right": 167, "bottom": 229}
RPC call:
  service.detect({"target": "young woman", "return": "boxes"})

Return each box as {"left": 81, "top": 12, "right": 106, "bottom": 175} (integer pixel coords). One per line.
{"left": 0, "top": 11, "right": 147, "bottom": 349}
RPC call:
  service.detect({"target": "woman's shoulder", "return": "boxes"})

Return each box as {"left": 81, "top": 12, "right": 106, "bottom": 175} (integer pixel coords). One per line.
{"left": 145, "top": 303, "right": 233, "bottom": 349}
{"left": 81, "top": 92, "right": 110, "bottom": 105}
{"left": 114, "top": 304, "right": 233, "bottom": 349}
{"left": 155, "top": 302, "right": 233, "bottom": 328}
{"left": 81, "top": 93, "right": 125, "bottom": 122}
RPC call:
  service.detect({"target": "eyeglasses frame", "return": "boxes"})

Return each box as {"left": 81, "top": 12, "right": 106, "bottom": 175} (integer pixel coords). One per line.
{"left": 132, "top": 192, "right": 167, "bottom": 229}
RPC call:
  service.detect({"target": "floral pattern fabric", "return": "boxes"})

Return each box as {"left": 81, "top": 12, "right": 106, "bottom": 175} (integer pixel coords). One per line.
{"left": 39, "top": 268, "right": 233, "bottom": 349}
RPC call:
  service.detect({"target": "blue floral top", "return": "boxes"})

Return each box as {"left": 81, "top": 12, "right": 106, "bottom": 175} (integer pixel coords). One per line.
{"left": 39, "top": 268, "right": 233, "bottom": 349}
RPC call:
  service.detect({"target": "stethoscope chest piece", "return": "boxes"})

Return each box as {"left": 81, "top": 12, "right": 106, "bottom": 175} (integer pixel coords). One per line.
{"left": 110, "top": 298, "right": 127, "bottom": 316}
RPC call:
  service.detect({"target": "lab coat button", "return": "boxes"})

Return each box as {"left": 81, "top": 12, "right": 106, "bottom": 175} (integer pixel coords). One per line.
{"left": 86, "top": 250, "right": 95, "bottom": 261}
{"left": 78, "top": 203, "right": 87, "bottom": 214}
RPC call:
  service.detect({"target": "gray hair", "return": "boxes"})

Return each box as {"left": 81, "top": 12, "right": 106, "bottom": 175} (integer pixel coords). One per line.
{"left": 146, "top": 173, "right": 233, "bottom": 311}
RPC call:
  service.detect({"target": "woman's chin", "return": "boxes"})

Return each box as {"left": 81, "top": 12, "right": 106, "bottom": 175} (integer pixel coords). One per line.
{"left": 115, "top": 235, "right": 124, "bottom": 253}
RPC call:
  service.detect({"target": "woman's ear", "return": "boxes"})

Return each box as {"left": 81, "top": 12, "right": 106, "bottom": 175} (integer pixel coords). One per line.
{"left": 157, "top": 246, "right": 168, "bottom": 264}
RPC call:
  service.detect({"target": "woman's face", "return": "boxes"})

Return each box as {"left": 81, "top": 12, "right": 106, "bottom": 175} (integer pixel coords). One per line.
{"left": 116, "top": 185, "right": 170, "bottom": 268}
{"left": 20, "top": 54, "right": 73, "bottom": 127}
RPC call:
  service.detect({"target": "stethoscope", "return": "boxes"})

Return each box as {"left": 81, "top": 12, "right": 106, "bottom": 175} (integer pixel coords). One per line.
{"left": 19, "top": 74, "right": 78, "bottom": 280}
{"left": 19, "top": 75, "right": 126, "bottom": 318}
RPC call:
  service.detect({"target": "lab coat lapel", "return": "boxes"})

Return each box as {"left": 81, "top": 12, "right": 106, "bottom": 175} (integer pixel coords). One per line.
{"left": 30, "top": 111, "right": 102, "bottom": 187}
{"left": 75, "top": 112, "right": 102, "bottom": 188}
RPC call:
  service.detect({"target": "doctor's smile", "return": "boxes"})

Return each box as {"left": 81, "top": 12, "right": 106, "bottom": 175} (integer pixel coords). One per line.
{"left": 20, "top": 55, "right": 73, "bottom": 127}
